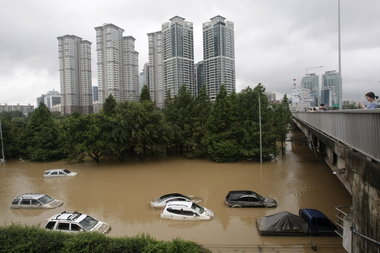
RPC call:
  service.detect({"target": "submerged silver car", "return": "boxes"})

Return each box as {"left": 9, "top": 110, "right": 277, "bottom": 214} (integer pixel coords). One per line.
{"left": 150, "top": 193, "right": 193, "bottom": 209}
{"left": 10, "top": 193, "right": 63, "bottom": 209}
{"left": 45, "top": 211, "right": 111, "bottom": 234}
{"left": 160, "top": 201, "right": 214, "bottom": 220}
{"left": 44, "top": 169, "right": 77, "bottom": 178}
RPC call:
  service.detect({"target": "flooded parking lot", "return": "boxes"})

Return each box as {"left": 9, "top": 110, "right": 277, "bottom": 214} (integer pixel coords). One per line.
{"left": 0, "top": 134, "right": 351, "bottom": 252}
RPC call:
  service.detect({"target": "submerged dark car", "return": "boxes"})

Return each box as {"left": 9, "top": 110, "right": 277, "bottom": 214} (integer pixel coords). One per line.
{"left": 225, "top": 190, "right": 277, "bottom": 208}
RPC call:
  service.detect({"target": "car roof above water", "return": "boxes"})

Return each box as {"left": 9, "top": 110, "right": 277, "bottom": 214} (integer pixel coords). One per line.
{"left": 45, "top": 169, "right": 68, "bottom": 173}
{"left": 49, "top": 212, "right": 87, "bottom": 222}
{"left": 15, "top": 193, "right": 46, "bottom": 199}
{"left": 159, "top": 193, "right": 188, "bottom": 200}
{"left": 165, "top": 201, "right": 193, "bottom": 208}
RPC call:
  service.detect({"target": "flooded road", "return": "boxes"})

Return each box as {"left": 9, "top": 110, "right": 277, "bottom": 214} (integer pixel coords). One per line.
{"left": 0, "top": 132, "right": 351, "bottom": 252}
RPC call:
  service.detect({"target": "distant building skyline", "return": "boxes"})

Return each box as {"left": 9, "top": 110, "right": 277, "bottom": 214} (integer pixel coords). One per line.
{"left": 322, "top": 70, "right": 341, "bottom": 108}
{"left": 57, "top": 34, "right": 93, "bottom": 115}
{"left": 36, "top": 89, "right": 61, "bottom": 110}
{"left": 301, "top": 73, "right": 319, "bottom": 107}
{"left": 0, "top": 104, "right": 34, "bottom": 115}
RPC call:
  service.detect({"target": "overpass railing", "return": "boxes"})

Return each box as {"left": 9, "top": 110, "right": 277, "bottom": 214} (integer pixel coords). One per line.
{"left": 292, "top": 110, "right": 380, "bottom": 163}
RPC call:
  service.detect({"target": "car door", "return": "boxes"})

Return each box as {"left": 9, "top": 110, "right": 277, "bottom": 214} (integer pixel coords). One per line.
{"left": 58, "top": 171, "right": 66, "bottom": 176}
{"left": 31, "top": 199, "right": 41, "bottom": 208}
{"left": 240, "top": 196, "right": 260, "bottom": 207}
{"left": 19, "top": 199, "right": 31, "bottom": 208}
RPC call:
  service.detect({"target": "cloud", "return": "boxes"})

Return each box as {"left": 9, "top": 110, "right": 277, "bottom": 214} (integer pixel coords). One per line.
{"left": 0, "top": 0, "right": 379, "bottom": 105}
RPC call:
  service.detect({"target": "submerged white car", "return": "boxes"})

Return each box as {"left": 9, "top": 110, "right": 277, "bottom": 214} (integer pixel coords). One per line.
{"left": 45, "top": 211, "right": 111, "bottom": 234}
{"left": 44, "top": 169, "right": 77, "bottom": 178}
{"left": 10, "top": 193, "right": 63, "bottom": 209}
{"left": 150, "top": 193, "right": 197, "bottom": 209}
{"left": 160, "top": 201, "right": 214, "bottom": 220}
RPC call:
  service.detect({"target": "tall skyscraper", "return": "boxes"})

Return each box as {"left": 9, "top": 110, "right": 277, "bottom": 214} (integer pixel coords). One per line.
{"left": 202, "top": 16, "right": 235, "bottom": 101}
{"left": 95, "top": 23, "right": 139, "bottom": 104}
{"left": 322, "top": 70, "right": 341, "bottom": 108}
{"left": 147, "top": 31, "right": 164, "bottom": 107}
{"left": 301, "top": 73, "right": 319, "bottom": 107}
{"left": 57, "top": 35, "right": 92, "bottom": 115}
{"left": 162, "top": 16, "right": 195, "bottom": 98}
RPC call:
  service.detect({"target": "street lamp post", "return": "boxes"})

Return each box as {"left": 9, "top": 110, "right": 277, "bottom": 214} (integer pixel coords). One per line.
{"left": 338, "top": 0, "right": 342, "bottom": 110}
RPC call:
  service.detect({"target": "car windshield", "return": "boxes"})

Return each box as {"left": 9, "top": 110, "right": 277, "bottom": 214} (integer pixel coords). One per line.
{"left": 79, "top": 216, "right": 98, "bottom": 230}
{"left": 63, "top": 169, "right": 71, "bottom": 174}
{"left": 191, "top": 203, "right": 204, "bottom": 214}
{"left": 159, "top": 193, "right": 186, "bottom": 200}
{"left": 38, "top": 195, "right": 53, "bottom": 204}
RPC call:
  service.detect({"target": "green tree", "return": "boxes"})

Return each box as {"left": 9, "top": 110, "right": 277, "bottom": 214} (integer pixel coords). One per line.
{"left": 163, "top": 86, "right": 194, "bottom": 155}
{"left": 61, "top": 112, "right": 88, "bottom": 162}
{"left": 102, "top": 94, "right": 117, "bottom": 116}
{"left": 23, "top": 103, "right": 63, "bottom": 161}
{"left": 203, "top": 85, "right": 239, "bottom": 162}
{"left": 186, "top": 87, "right": 211, "bottom": 157}
{"left": 0, "top": 112, "right": 26, "bottom": 159}
{"left": 273, "top": 94, "right": 292, "bottom": 154}
{"left": 82, "top": 114, "right": 108, "bottom": 163}
{"left": 140, "top": 85, "right": 151, "bottom": 102}
{"left": 127, "top": 101, "right": 170, "bottom": 159}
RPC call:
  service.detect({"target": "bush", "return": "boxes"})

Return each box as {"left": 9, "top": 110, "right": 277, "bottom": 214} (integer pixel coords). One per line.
{"left": 0, "top": 225, "right": 211, "bottom": 253}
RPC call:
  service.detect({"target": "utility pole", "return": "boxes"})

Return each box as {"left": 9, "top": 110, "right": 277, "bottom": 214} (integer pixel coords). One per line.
{"left": 0, "top": 118, "right": 5, "bottom": 164}
{"left": 259, "top": 94, "right": 262, "bottom": 166}
{"left": 338, "top": 0, "right": 342, "bottom": 110}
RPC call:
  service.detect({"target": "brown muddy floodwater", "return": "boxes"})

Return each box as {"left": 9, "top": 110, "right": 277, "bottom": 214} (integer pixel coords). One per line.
{"left": 0, "top": 132, "right": 351, "bottom": 253}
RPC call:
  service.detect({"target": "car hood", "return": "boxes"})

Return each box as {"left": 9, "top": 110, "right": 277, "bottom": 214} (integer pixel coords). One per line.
{"left": 263, "top": 197, "right": 277, "bottom": 204}
{"left": 204, "top": 208, "right": 215, "bottom": 218}
{"left": 46, "top": 199, "right": 63, "bottom": 208}
{"left": 91, "top": 221, "right": 111, "bottom": 234}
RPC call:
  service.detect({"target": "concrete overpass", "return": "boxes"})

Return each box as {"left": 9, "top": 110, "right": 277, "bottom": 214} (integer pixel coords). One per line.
{"left": 292, "top": 110, "right": 380, "bottom": 253}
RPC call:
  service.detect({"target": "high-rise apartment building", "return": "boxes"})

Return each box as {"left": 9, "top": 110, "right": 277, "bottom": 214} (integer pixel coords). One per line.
{"left": 301, "top": 73, "right": 319, "bottom": 107}
{"left": 57, "top": 35, "right": 92, "bottom": 115}
{"left": 322, "top": 70, "right": 341, "bottom": 108}
{"left": 147, "top": 31, "right": 164, "bottom": 107}
{"left": 162, "top": 16, "right": 195, "bottom": 98}
{"left": 95, "top": 23, "right": 139, "bottom": 104}
{"left": 202, "top": 16, "right": 235, "bottom": 101}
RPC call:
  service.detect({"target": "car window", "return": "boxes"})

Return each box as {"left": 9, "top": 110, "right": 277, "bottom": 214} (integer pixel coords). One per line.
{"left": 20, "top": 199, "right": 31, "bottom": 205}
{"left": 59, "top": 172, "right": 65, "bottom": 175}
{"left": 79, "top": 216, "right": 98, "bottom": 231}
{"left": 167, "top": 208, "right": 182, "bottom": 215}
{"left": 241, "top": 196, "right": 258, "bottom": 202}
{"left": 12, "top": 199, "right": 20, "bottom": 205}
{"left": 182, "top": 210, "right": 195, "bottom": 216}
{"left": 51, "top": 172, "right": 58, "bottom": 175}
{"left": 71, "top": 224, "right": 81, "bottom": 231}
{"left": 45, "top": 221, "right": 56, "bottom": 230}
{"left": 31, "top": 199, "right": 39, "bottom": 205}
{"left": 63, "top": 169, "right": 71, "bottom": 174}
{"left": 38, "top": 195, "right": 53, "bottom": 204}
{"left": 58, "top": 223, "right": 70, "bottom": 230}
{"left": 191, "top": 203, "right": 204, "bottom": 214}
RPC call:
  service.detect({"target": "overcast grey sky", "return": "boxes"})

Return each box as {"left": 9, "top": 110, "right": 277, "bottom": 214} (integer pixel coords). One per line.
{"left": 1, "top": 0, "right": 379, "bottom": 106}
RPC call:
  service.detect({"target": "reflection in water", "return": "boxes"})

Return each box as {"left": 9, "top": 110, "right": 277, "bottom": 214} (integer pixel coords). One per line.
{"left": 0, "top": 132, "right": 351, "bottom": 251}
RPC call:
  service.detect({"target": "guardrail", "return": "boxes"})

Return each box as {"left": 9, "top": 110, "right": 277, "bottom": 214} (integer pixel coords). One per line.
{"left": 292, "top": 110, "right": 380, "bottom": 163}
